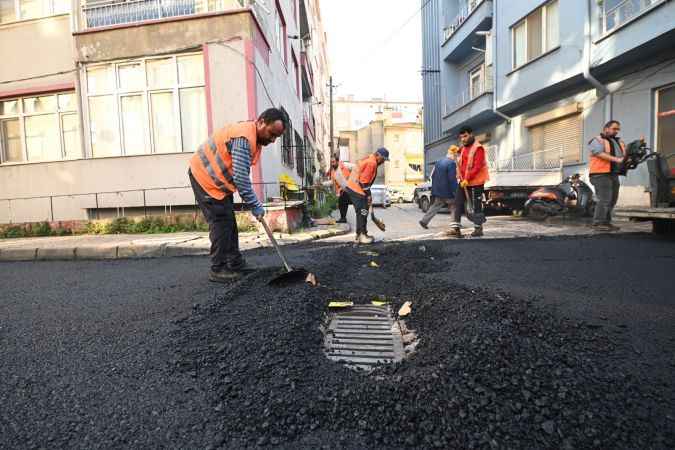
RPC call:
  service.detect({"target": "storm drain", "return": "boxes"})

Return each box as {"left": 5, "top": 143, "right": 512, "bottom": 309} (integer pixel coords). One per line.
{"left": 323, "top": 305, "right": 405, "bottom": 371}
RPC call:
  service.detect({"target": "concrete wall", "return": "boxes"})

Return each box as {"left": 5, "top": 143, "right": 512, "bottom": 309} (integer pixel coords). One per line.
{"left": 0, "top": 153, "right": 193, "bottom": 223}
{"left": 0, "top": 14, "right": 75, "bottom": 93}
{"left": 383, "top": 125, "right": 424, "bottom": 186}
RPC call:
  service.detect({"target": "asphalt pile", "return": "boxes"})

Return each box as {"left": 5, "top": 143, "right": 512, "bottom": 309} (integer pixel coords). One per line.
{"left": 172, "top": 243, "right": 674, "bottom": 449}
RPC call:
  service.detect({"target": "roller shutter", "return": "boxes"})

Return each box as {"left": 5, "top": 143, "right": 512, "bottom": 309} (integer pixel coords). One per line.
{"left": 529, "top": 114, "right": 582, "bottom": 166}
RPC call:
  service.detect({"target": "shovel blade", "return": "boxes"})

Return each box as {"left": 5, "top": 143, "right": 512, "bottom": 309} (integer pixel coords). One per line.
{"left": 268, "top": 268, "right": 311, "bottom": 286}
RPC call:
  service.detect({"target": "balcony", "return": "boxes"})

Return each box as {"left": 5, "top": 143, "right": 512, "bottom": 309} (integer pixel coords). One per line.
{"left": 301, "top": 51, "right": 314, "bottom": 100}
{"left": 602, "top": 0, "right": 666, "bottom": 34}
{"left": 441, "top": 0, "right": 492, "bottom": 63}
{"left": 442, "top": 76, "right": 494, "bottom": 134}
{"left": 79, "top": 0, "right": 244, "bottom": 30}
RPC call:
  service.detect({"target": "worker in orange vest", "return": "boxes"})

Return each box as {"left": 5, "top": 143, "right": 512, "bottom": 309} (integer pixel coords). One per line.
{"left": 188, "top": 108, "right": 287, "bottom": 283}
{"left": 448, "top": 126, "right": 489, "bottom": 238}
{"left": 588, "top": 120, "right": 627, "bottom": 232}
{"left": 328, "top": 154, "right": 353, "bottom": 223}
{"left": 344, "top": 148, "right": 389, "bottom": 244}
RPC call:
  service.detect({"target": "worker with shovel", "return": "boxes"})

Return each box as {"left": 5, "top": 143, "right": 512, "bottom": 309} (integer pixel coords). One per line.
{"left": 328, "top": 155, "right": 353, "bottom": 223}
{"left": 344, "top": 148, "right": 389, "bottom": 244}
{"left": 448, "top": 126, "right": 489, "bottom": 238}
{"left": 188, "top": 108, "right": 287, "bottom": 283}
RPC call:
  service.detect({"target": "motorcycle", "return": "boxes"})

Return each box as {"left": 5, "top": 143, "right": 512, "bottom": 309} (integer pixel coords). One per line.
{"left": 524, "top": 174, "right": 595, "bottom": 220}
{"left": 524, "top": 139, "right": 652, "bottom": 220}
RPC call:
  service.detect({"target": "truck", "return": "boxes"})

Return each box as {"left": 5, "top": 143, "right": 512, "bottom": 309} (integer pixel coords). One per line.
{"left": 614, "top": 151, "right": 675, "bottom": 235}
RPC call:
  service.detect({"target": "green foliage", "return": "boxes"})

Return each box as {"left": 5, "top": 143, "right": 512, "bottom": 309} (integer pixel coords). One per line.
{"left": 309, "top": 192, "right": 338, "bottom": 219}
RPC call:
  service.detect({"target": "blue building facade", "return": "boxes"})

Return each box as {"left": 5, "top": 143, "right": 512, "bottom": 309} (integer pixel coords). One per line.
{"left": 422, "top": 0, "right": 675, "bottom": 206}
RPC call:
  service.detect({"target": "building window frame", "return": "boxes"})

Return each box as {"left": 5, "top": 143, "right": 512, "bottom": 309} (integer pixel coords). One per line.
{"left": 0, "top": 91, "right": 80, "bottom": 165}
{"left": 0, "top": 0, "right": 70, "bottom": 25}
{"left": 274, "top": 0, "right": 288, "bottom": 68}
{"left": 84, "top": 52, "right": 207, "bottom": 158}
{"left": 280, "top": 107, "right": 294, "bottom": 168}
{"left": 601, "top": 0, "right": 666, "bottom": 35}
{"left": 511, "top": 0, "right": 559, "bottom": 70}
{"left": 469, "top": 64, "right": 485, "bottom": 100}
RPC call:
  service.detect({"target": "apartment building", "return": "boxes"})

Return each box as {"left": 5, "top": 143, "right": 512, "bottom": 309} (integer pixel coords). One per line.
{"left": 422, "top": 0, "right": 675, "bottom": 207}
{"left": 338, "top": 110, "right": 424, "bottom": 187}
{"left": 0, "top": 0, "right": 330, "bottom": 223}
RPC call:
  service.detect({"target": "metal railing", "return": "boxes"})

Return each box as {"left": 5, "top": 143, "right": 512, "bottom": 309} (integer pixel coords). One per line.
{"left": 0, "top": 181, "right": 315, "bottom": 225}
{"left": 486, "top": 146, "right": 564, "bottom": 172}
{"left": 445, "top": 75, "right": 493, "bottom": 115}
{"left": 80, "top": 0, "right": 244, "bottom": 29}
{"left": 603, "top": 0, "right": 663, "bottom": 34}
{"left": 443, "top": 0, "right": 485, "bottom": 41}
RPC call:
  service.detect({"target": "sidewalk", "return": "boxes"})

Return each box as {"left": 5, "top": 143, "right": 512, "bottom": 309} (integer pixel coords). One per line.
{"left": 0, "top": 224, "right": 350, "bottom": 262}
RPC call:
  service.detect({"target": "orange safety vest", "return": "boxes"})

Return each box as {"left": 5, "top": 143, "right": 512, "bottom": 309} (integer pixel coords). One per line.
{"left": 189, "top": 121, "right": 262, "bottom": 200}
{"left": 459, "top": 140, "right": 489, "bottom": 186}
{"left": 330, "top": 162, "right": 351, "bottom": 195}
{"left": 589, "top": 135, "right": 625, "bottom": 175}
{"left": 346, "top": 154, "right": 378, "bottom": 196}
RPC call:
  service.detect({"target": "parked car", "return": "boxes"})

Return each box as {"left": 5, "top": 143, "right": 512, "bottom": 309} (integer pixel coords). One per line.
{"left": 370, "top": 184, "right": 391, "bottom": 207}
{"left": 388, "top": 185, "right": 415, "bottom": 203}
{"left": 413, "top": 182, "right": 431, "bottom": 204}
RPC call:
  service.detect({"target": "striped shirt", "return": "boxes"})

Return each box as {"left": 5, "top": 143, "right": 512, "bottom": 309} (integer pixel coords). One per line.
{"left": 229, "top": 137, "right": 263, "bottom": 211}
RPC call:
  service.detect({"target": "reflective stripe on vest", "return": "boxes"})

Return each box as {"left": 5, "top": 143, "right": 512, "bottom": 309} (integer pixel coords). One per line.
{"left": 197, "top": 145, "right": 231, "bottom": 193}
{"left": 334, "top": 163, "right": 350, "bottom": 189}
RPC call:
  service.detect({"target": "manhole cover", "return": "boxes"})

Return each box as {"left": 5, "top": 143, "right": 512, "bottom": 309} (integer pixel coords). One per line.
{"left": 323, "top": 305, "right": 405, "bottom": 370}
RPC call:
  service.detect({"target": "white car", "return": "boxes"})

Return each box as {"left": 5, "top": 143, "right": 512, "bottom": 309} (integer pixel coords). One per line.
{"left": 370, "top": 184, "right": 391, "bottom": 207}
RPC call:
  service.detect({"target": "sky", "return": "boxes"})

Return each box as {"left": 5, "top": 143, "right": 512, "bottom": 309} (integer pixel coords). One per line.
{"left": 320, "top": 0, "right": 423, "bottom": 102}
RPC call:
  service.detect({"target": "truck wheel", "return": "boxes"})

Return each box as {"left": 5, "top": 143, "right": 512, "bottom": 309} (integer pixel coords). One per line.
{"left": 653, "top": 220, "right": 675, "bottom": 236}
{"left": 420, "top": 197, "right": 430, "bottom": 213}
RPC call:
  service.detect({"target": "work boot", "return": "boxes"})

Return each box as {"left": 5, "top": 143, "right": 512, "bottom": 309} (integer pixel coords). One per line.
{"left": 336, "top": 218, "right": 348, "bottom": 224}
{"left": 228, "top": 259, "right": 257, "bottom": 275}
{"left": 208, "top": 269, "right": 241, "bottom": 283}
{"left": 471, "top": 226, "right": 484, "bottom": 237}
{"left": 445, "top": 227, "right": 463, "bottom": 238}
{"left": 357, "top": 233, "right": 374, "bottom": 245}
{"left": 419, "top": 220, "right": 428, "bottom": 229}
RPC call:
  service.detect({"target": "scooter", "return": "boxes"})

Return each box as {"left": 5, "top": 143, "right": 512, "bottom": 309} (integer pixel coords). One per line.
{"left": 524, "top": 139, "right": 652, "bottom": 220}
{"left": 524, "top": 174, "right": 595, "bottom": 220}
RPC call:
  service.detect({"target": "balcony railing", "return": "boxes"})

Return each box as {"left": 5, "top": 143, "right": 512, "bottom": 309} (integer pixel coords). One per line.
{"left": 444, "top": 75, "right": 493, "bottom": 115}
{"left": 80, "top": 0, "right": 244, "bottom": 29}
{"left": 442, "top": 0, "right": 485, "bottom": 41}
{"left": 486, "top": 146, "right": 563, "bottom": 172}
{"left": 303, "top": 103, "right": 316, "bottom": 140}
{"left": 602, "top": 0, "right": 664, "bottom": 34}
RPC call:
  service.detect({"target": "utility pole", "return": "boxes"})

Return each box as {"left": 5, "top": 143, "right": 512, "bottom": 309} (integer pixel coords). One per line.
{"left": 328, "top": 76, "right": 335, "bottom": 156}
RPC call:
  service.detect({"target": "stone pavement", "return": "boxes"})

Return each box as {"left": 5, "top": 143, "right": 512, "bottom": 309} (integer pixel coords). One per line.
{"left": 0, "top": 224, "right": 350, "bottom": 262}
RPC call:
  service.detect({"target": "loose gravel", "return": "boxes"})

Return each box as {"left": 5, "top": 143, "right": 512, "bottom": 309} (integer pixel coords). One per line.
{"left": 172, "top": 243, "right": 674, "bottom": 449}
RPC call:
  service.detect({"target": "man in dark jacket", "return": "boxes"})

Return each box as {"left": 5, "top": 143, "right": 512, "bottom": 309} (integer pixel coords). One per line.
{"left": 419, "top": 145, "right": 459, "bottom": 229}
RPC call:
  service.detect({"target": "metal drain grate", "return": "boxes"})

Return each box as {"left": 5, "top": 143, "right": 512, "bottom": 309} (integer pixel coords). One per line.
{"left": 324, "top": 305, "right": 404, "bottom": 370}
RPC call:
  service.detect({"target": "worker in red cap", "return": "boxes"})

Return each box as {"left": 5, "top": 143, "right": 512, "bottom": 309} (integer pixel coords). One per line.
{"left": 344, "top": 148, "right": 389, "bottom": 244}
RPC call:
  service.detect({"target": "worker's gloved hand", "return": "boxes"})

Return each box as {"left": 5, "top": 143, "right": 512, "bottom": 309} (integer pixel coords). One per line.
{"left": 460, "top": 180, "right": 469, "bottom": 188}
{"left": 252, "top": 205, "right": 265, "bottom": 221}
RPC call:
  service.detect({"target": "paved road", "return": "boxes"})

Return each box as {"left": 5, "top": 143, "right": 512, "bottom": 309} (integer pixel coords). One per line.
{"left": 1, "top": 216, "right": 672, "bottom": 448}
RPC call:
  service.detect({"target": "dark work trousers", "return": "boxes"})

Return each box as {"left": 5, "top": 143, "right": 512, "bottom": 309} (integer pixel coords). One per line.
{"left": 189, "top": 170, "right": 242, "bottom": 272}
{"left": 337, "top": 191, "right": 351, "bottom": 221}
{"left": 345, "top": 187, "right": 369, "bottom": 235}
{"left": 590, "top": 173, "right": 620, "bottom": 225}
{"left": 420, "top": 197, "right": 454, "bottom": 227}
{"left": 451, "top": 185, "right": 486, "bottom": 228}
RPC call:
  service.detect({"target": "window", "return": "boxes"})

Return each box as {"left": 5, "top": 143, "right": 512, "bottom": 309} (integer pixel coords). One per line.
{"left": 280, "top": 108, "right": 294, "bottom": 168}
{"left": 85, "top": 52, "right": 207, "bottom": 158}
{"left": 295, "top": 132, "right": 304, "bottom": 178}
{"left": 512, "top": 0, "right": 559, "bottom": 69}
{"left": 603, "top": 0, "right": 664, "bottom": 33}
{"left": 0, "top": 0, "right": 69, "bottom": 24}
{"left": 469, "top": 65, "right": 484, "bottom": 99}
{"left": 274, "top": 0, "right": 288, "bottom": 66}
{"left": 292, "top": 52, "right": 300, "bottom": 98}
{"left": 0, "top": 92, "right": 80, "bottom": 164}
{"left": 656, "top": 84, "right": 675, "bottom": 172}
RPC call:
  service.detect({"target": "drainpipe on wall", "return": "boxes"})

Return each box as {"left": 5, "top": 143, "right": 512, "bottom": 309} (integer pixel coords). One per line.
{"left": 584, "top": 0, "right": 612, "bottom": 123}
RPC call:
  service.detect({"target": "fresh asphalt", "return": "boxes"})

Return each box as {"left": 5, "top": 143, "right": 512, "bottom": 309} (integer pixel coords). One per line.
{"left": 1, "top": 220, "right": 673, "bottom": 448}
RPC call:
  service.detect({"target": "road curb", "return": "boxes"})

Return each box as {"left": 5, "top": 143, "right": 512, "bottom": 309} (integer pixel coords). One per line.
{"left": 0, "top": 225, "right": 350, "bottom": 262}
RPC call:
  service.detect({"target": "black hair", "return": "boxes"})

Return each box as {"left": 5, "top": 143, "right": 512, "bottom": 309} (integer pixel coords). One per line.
{"left": 258, "top": 108, "right": 288, "bottom": 129}
{"left": 604, "top": 120, "right": 621, "bottom": 129}
{"left": 458, "top": 126, "right": 473, "bottom": 135}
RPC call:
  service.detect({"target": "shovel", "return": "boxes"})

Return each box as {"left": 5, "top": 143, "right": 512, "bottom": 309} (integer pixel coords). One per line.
{"left": 370, "top": 204, "right": 386, "bottom": 232}
{"left": 463, "top": 186, "right": 475, "bottom": 219}
{"left": 259, "top": 218, "right": 314, "bottom": 286}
